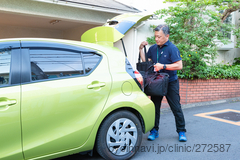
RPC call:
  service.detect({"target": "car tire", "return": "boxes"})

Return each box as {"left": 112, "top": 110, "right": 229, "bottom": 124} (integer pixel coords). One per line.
{"left": 96, "top": 110, "right": 142, "bottom": 160}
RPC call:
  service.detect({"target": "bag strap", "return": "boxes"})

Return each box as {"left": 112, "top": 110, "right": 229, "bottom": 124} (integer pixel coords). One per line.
{"left": 138, "top": 46, "right": 148, "bottom": 63}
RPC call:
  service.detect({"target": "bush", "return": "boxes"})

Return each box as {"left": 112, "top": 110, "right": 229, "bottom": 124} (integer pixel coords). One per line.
{"left": 177, "top": 64, "right": 240, "bottom": 79}
{"left": 233, "top": 57, "right": 240, "bottom": 65}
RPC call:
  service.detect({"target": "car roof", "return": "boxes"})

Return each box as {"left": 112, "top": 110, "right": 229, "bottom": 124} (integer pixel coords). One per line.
{"left": 0, "top": 38, "right": 123, "bottom": 56}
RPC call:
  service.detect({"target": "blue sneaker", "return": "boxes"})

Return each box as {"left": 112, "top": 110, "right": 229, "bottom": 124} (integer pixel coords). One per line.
{"left": 179, "top": 132, "right": 187, "bottom": 142}
{"left": 148, "top": 129, "right": 159, "bottom": 141}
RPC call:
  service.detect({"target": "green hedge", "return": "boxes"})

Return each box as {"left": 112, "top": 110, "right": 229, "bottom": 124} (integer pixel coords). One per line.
{"left": 177, "top": 64, "right": 240, "bottom": 80}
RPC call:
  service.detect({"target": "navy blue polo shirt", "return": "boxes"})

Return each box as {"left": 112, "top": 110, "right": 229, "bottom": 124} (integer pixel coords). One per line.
{"left": 147, "top": 40, "right": 181, "bottom": 82}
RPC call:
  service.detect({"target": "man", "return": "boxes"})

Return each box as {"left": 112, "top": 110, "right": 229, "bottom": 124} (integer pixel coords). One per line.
{"left": 139, "top": 24, "right": 187, "bottom": 142}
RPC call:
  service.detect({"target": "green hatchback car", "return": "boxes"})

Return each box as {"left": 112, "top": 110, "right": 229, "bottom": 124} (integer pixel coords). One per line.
{"left": 0, "top": 13, "right": 155, "bottom": 160}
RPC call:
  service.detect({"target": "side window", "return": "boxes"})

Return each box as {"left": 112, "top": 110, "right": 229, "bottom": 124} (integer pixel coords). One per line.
{"left": 219, "top": 10, "right": 233, "bottom": 39}
{"left": 0, "top": 49, "right": 11, "bottom": 86}
{"left": 30, "top": 49, "right": 84, "bottom": 81}
{"left": 83, "top": 52, "right": 101, "bottom": 74}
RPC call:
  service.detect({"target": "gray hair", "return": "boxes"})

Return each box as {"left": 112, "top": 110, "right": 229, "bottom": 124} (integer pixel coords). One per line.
{"left": 154, "top": 25, "right": 170, "bottom": 36}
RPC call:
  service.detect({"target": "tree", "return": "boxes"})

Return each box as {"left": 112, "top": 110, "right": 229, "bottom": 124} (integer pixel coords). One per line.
{"left": 147, "top": 0, "right": 240, "bottom": 79}
{"left": 165, "top": 0, "right": 240, "bottom": 46}
{"left": 165, "top": 0, "right": 240, "bottom": 20}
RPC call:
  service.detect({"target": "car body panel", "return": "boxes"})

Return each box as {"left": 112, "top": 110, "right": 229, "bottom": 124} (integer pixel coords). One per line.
{"left": 0, "top": 41, "right": 23, "bottom": 160}
{"left": 20, "top": 42, "right": 112, "bottom": 159}
{"left": 44, "top": 46, "right": 155, "bottom": 156}
{"left": 71, "top": 43, "right": 153, "bottom": 160}
{"left": 0, "top": 86, "right": 23, "bottom": 160}
{"left": 0, "top": 38, "right": 155, "bottom": 160}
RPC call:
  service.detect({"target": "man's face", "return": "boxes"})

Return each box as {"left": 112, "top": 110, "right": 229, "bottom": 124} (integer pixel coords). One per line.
{"left": 154, "top": 30, "right": 169, "bottom": 46}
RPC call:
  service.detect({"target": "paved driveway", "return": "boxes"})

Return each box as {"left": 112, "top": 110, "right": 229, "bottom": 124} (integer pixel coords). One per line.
{"left": 56, "top": 101, "right": 240, "bottom": 160}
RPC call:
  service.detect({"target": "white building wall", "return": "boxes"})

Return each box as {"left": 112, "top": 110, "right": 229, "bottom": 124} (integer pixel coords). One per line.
{"left": 0, "top": 24, "right": 98, "bottom": 41}
{"left": 216, "top": 10, "right": 240, "bottom": 65}
{"left": 216, "top": 49, "right": 240, "bottom": 64}
{"left": 0, "top": 25, "right": 64, "bottom": 39}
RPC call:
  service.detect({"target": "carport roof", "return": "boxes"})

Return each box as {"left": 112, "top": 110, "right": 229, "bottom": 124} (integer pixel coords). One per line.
{"left": 0, "top": 0, "right": 140, "bottom": 31}
{"left": 61, "top": 0, "right": 139, "bottom": 12}
{"left": 36, "top": 0, "right": 140, "bottom": 14}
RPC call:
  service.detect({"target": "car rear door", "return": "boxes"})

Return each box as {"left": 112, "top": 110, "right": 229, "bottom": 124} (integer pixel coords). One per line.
{"left": 20, "top": 41, "right": 112, "bottom": 159}
{"left": 81, "top": 13, "right": 153, "bottom": 46}
{"left": 0, "top": 41, "right": 23, "bottom": 160}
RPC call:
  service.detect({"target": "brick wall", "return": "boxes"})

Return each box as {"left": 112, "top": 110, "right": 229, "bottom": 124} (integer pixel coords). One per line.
{"left": 161, "top": 79, "right": 240, "bottom": 108}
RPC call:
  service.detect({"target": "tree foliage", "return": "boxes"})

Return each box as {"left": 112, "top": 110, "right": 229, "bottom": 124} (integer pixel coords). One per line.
{"left": 164, "top": 0, "right": 240, "bottom": 46}
{"left": 147, "top": 0, "right": 240, "bottom": 79}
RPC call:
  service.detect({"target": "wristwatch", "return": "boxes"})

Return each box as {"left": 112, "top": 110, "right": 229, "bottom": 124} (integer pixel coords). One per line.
{"left": 163, "top": 64, "right": 167, "bottom": 70}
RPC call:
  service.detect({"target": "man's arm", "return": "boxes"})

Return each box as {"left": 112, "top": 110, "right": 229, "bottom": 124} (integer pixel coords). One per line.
{"left": 154, "top": 60, "right": 183, "bottom": 71}
{"left": 139, "top": 41, "right": 148, "bottom": 62}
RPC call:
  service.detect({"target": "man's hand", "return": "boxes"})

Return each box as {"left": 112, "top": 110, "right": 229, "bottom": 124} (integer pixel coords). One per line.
{"left": 154, "top": 63, "right": 163, "bottom": 71}
{"left": 139, "top": 41, "right": 148, "bottom": 50}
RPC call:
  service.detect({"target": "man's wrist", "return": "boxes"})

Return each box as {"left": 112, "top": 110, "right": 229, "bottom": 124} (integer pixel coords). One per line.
{"left": 163, "top": 64, "right": 167, "bottom": 70}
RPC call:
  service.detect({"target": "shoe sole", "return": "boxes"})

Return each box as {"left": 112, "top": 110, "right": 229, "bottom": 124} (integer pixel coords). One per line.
{"left": 148, "top": 135, "right": 159, "bottom": 141}
{"left": 179, "top": 139, "right": 187, "bottom": 142}
{"left": 179, "top": 140, "right": 187, "bottom": 142}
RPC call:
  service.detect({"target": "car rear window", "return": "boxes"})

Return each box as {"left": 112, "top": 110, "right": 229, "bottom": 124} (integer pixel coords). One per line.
{"left": 83, "top": 52, "right": 102, "bottom": 74}
{"left": 29, "top": 49, "right": 101, "bottom": 81}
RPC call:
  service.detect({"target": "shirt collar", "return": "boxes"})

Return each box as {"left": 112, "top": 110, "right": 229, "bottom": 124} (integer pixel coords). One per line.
{"left": 164, "top": 40, "right": 170, "bottom": 46}
{"left": 158, "top": 40, "right": 170, "bottom": 48}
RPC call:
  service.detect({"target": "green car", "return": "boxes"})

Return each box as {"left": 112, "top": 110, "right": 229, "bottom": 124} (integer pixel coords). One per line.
{"left": 0, "top": 13, "right": 154, "bottom": 160}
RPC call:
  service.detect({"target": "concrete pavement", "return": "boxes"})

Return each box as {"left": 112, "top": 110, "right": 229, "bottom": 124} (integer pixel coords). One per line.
{"left": 56, "top": 100, "right": 240, "bottom": 160}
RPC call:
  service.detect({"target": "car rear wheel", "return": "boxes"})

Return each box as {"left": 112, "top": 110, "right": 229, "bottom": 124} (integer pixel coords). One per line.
{"left": 96, "top": 110, "right": 142, "bottom": 160}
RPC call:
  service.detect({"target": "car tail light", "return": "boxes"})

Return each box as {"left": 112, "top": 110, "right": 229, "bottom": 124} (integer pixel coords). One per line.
{"left": 134, "top": 70, "right": 144, "bottom": 90}
{"left": 125, "top": 58, "right": 144, "bottom": 91}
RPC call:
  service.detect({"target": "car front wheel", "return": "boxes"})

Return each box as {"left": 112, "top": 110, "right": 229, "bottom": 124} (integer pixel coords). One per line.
{"left": 96, "top": 110, "right": 142, "bottom": 160}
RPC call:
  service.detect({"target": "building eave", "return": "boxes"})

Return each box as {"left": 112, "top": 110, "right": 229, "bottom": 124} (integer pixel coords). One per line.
{"left": 33, "top": 0, "right": 140, "bottom": 14}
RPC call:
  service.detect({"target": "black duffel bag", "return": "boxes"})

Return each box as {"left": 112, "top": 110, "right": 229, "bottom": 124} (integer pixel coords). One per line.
{"left": 136, "top": 46, "right": 153, "bottom": 76}
{"left": 144, "top": 65, "right": 169, "bottom": 96}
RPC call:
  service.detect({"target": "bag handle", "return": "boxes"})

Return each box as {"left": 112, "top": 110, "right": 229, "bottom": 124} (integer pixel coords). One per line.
{"left": 144, "top": 73, "right": 157, "bottom": 87}
{"left": 138, "top": 46, "right": 148, "bottom": 63}
{"left": 144, "top": 65, "right": 154, "bottom": 87}
{"left": 144, "top": 68, "right": 169, "bottom": 87}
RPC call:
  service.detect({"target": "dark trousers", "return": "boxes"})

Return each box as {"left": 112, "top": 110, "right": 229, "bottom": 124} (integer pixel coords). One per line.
{"left": 151, "top": 79, "right": 186, "bottom": 133}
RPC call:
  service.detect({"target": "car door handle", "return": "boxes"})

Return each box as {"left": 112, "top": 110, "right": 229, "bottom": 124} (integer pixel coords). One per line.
{"left": 0, "top": 98, "right": 17, "bottom": 108}
{"left": 87, "top": 82, "right": 106, "bottom": 89}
